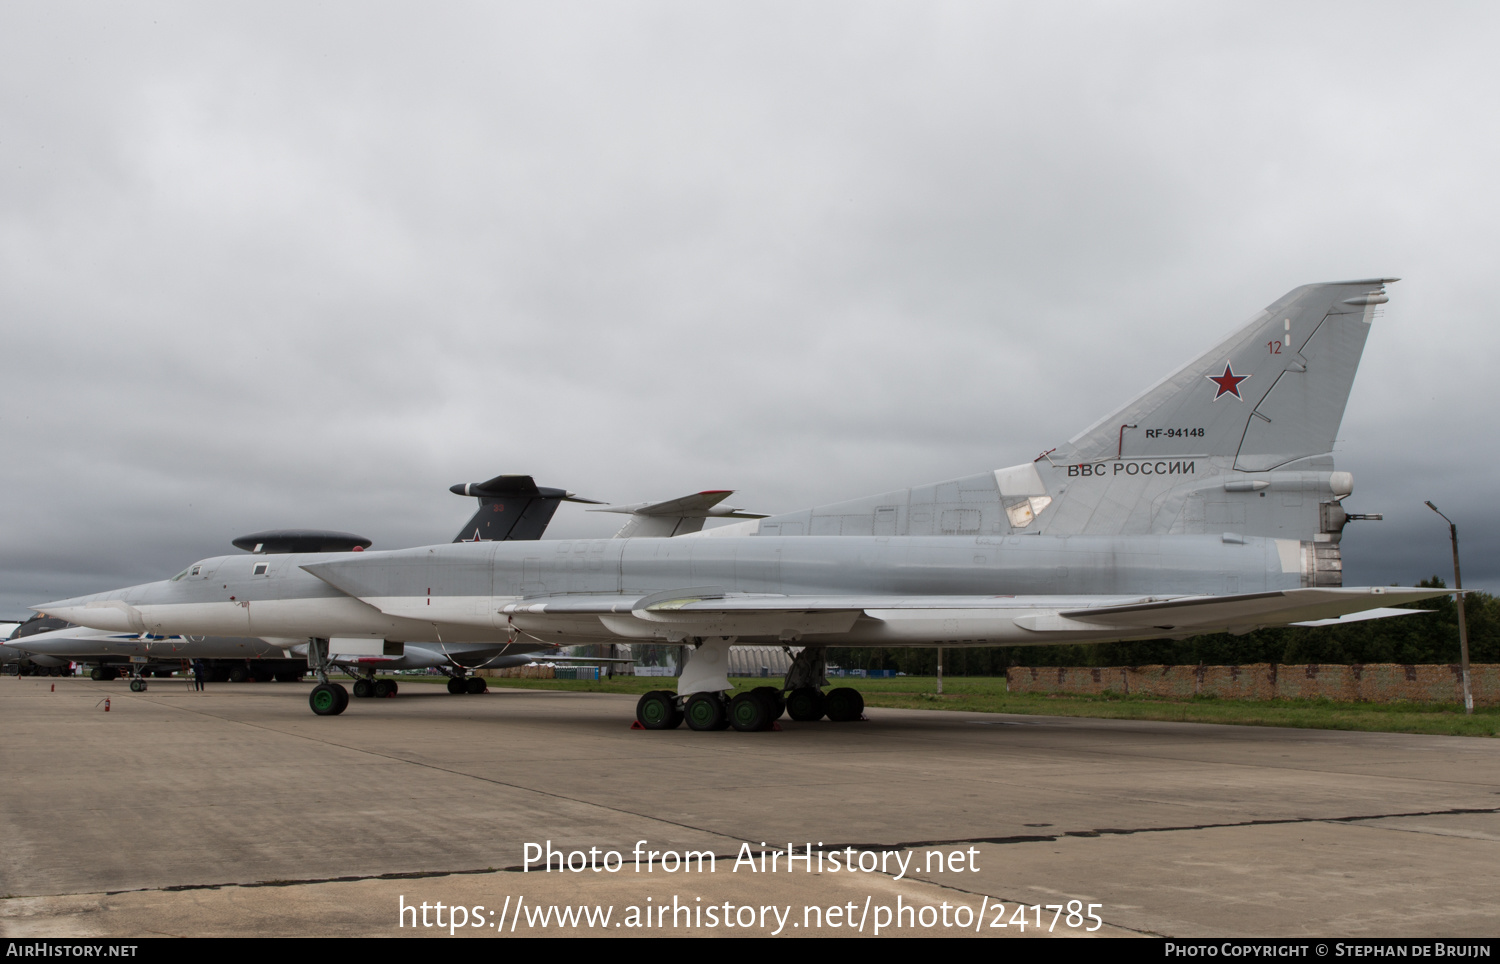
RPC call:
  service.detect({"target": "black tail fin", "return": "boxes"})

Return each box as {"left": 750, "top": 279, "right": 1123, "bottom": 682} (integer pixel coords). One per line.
{"left": 449, "top": 475, "right": 604, "bottom": 542}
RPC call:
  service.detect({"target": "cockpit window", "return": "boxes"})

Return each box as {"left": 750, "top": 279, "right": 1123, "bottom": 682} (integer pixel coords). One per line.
{"left": 171, "top": 563, "right": 206, "bottom": 582}
{"left": 171, "top": 567, "right": 190, "bottom": 582}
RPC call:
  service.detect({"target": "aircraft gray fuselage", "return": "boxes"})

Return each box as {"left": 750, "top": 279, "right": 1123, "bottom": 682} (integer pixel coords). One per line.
{"left": 45, "top": 531, "right": 1316, "bottom": 648}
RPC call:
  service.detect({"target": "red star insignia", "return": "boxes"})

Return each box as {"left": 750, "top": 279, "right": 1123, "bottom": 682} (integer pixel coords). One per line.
{"left": 1207, "top": 362, "right": 1249, "bottom": 400}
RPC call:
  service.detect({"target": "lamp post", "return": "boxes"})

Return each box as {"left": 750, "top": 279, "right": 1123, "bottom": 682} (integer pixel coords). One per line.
{"left": 1425, "top": 502, "right": 1472, "bottom": 714}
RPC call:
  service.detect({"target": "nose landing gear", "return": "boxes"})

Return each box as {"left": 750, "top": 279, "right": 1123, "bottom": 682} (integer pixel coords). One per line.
{"left": 310, "top": 681, "right": 349, "bottom": 716}
{"left": 305, "top": 639, "right": 349, "bottom": 716}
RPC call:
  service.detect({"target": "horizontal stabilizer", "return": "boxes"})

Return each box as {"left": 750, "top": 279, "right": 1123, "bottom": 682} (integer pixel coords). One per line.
{"left": 1017, "top": 587, "right": 1448, "bottom": 633}
{"left": 1290, "top": 607, "right": 1430, "bottom": 628}
{"left": 450, "top": 474, "right": 604, "bottom": 504}
{"left": 590, "top": 490, "right": 768, "bottom": 538}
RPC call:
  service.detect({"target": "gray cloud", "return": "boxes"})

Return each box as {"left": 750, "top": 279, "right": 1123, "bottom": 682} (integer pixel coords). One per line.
{"left": 3, "top": 2, "right": 1496, "bottom": 614}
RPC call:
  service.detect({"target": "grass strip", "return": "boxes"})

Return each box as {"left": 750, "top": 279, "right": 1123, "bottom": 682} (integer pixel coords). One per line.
{"left": 449, "top": 674, "right": 1500, "bottom": 737}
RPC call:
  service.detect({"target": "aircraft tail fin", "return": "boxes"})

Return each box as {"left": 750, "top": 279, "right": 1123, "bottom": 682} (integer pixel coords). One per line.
{"left": 1059, "top": 279, "right": 1396, "bottom": 471}
{"left": 449, "top": 475, "right": 604, "bottom": 542}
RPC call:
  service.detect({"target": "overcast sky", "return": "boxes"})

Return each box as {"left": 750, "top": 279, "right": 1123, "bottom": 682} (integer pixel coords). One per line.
{"left": 3, "top": 2, "right": 1497, "bottom": 617}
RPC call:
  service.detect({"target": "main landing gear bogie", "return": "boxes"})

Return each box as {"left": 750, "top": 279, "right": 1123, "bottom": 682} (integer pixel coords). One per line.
{"left": 352, "top": 678, "right": 400, "bottom": 699}
{"left": 633, "top": 685, "right": 865, "bottom": 731}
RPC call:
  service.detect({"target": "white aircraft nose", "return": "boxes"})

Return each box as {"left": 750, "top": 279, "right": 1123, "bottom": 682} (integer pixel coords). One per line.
{"left": 32, "top": 594, "right": 145, "bottom": 633}
{"left": 4, "top": 634, "right": 79, "bottom": 655}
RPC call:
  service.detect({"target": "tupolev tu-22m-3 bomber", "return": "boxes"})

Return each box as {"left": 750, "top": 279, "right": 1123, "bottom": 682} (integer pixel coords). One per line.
{"left": 38, "top": 278, "right": 1450, "bottom": 731}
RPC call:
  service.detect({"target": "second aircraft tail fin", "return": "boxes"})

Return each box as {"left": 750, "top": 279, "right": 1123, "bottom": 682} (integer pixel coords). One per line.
{"left": 449, "top": 474, "right": 604, "bottom": 542}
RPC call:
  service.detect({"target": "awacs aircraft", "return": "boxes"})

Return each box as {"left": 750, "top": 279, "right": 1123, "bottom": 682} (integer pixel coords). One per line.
{"left": 39, "top": 279, "right": 1449, "bottom": 730}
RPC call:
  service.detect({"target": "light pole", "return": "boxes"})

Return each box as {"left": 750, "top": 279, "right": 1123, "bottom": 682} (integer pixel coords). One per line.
{"left": 1425, "top": 502, "right": 1472, "bottom": 715}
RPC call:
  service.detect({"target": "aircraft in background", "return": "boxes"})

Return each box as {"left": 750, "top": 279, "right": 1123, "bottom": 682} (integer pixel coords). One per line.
{"left": 0, "top": 615, "right": 75, "bottom": 677}
{"left": 40, "top": 279, "right": 1448, "bottom": 729}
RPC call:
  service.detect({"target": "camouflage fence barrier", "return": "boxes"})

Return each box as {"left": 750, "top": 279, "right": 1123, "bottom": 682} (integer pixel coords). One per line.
{"left": 1005, "top": 663, "right": 1499, "bottom": 705}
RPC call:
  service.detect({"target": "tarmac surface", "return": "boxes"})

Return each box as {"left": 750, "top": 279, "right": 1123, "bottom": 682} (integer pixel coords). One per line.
{"left": 1, "top": 676, "right": 1497, "bottom": 938}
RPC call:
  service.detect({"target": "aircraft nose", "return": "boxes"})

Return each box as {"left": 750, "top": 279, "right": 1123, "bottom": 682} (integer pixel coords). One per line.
{"left": 3, "top": 635, "right": 69, "bottom": 655}
{"left": 32, "top": 590, "right": 146, "bottom": 633}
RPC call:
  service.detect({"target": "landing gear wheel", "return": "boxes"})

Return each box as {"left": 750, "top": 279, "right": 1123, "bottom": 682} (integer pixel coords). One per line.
{"left": 685, "top": 693, "right": 729, "bottom": 731}
{"left": 353, "top": 678, "right": 374, "bottom": 699}
{"left": 128, "top": 678, "right": 146, "bottom": 693}
{"left": 227, "top": 665, "right": 250, "bottom": 683}
{"left": 310, "top": 682, "right": 349, "bottom": 716}
{"left": 636, "top": 690, "right": 682, "bottom": 730}
{"left": 786, "top": 687, "right": 826, "bottom": 722}
{"left": 729, "top": 691, "right": 773, "bottom": 732}
{"left": 465, "top": 677, "right": 487, "bottom": 694}
{"left": 447, "top": 677, "right": 466, "bottom": 695}
{"left": 374, "top": 679, "right": 395, "bottom": 698}
{"left": 825, "top": 687, "right": 864, "bottom": 722}
{"left": 90, "top": 667, "right": 106, "bottom": 682}
{"left": 751, "top": 686, "right": 785, "bottom": 720}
